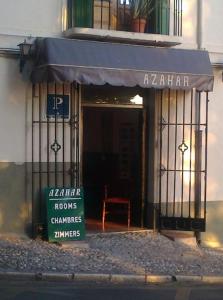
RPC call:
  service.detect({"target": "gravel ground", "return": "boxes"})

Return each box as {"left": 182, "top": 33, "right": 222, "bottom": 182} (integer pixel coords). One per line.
{"left": 0, "top": 231, "right": 223, "bottom": 276}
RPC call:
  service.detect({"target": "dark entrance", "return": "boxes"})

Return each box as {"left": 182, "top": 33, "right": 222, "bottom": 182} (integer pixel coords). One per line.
{"left": 83, "top": 106, "right": 143, "bottom": 227}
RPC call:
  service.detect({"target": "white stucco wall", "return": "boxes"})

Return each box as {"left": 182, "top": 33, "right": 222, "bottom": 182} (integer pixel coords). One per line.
{"left": 202, "top": 0, "right": 223, "bottom": 63}
{"left": 207, "top": 68, "right": 223, "bottom": 201}
{"left": 0, "top": 0, "right": 222, "bottom": 168}
{"left": 0, "top": 56, "right": 28, "bottom": 162}
{"left": 0, "top": 0, "right": 66, "bottom": 163}
{"left": 180, "top": 0, "right": 197, "bottom": 49}
{"left": 180, "top": 0, "right": 223, "bottom": 204}
{"left": 198, "top": 0, "right": 223, "bottom": 212}
{"left": 0, "top": 0, "right": 223, "bottom": 238}
{"left": 180, "top": 0, "right": 223, "bottom": 64}
{"left": 0, "top": 0, "right": 66, "bottom": 39}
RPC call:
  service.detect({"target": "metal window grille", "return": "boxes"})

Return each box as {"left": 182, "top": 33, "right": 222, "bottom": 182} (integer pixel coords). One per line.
{"left": 67, "top": 0, "right": 182, "bottom": 36}
{"left": 31, "top": 82, "right": 81, "bottom": 237}
{"left": 157, "top": 89, "right": 208, "bottom": 232}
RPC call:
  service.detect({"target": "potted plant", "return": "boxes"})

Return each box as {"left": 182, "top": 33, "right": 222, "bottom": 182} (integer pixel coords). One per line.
{"left": 129, "top": 0, "right": 154, "bottom": 32}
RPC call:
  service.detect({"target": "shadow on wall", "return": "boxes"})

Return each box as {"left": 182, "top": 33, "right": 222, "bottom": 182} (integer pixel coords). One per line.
{"left": 201, "top": 201, "right": 223, "bottom": 247}
{"left": 0, "top": 162, "right": 31, "bottom": 236}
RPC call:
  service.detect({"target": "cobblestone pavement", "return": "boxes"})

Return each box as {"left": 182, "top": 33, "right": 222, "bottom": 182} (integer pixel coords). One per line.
{"left": 0, "top": 231, "right": 223, "bottom": 275}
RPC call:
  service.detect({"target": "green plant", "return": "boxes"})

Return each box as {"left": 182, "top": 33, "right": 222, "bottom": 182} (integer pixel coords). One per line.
{"left": 129, "top": 0, "right": 154, "bottom": 19}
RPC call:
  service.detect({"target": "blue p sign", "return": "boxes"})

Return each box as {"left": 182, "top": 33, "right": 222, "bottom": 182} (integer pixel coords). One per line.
{"left": 47, "top": 94, "right": 69, "bottom": 118}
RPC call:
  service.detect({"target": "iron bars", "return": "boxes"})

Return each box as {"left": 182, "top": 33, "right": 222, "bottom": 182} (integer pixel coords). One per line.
{"left": 158, "top": 89, "right": 208, "bottom": 232}
{"left": 67, "top": 0, "right": 182, "bottom": 36}
{"left": 31, "top": 82, "right": 81, "bottom": 237}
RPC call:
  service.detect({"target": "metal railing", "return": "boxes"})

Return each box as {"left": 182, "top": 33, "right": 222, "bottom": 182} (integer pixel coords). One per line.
{"left": 158, "top": 89, "right": 208, "bottom": 232}
{"left": 31, "top": 82, "right": 81, "bottom": 237}
{"left": 67, "top": 0, "right": 182, "bottom": 36}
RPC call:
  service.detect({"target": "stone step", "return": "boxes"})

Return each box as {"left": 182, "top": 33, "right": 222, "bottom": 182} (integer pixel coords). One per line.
{"left": 161, "top": 230, "right": 198, "bottom": 247}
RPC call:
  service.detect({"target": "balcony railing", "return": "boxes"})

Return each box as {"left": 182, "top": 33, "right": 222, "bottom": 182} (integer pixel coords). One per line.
{"left": 67, "top": 0, "right": 182, "bottom": 36}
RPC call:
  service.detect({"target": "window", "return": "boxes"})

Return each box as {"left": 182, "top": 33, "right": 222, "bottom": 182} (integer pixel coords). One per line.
{"left": 67, "top": 0, "right": 182, "bottom": 36}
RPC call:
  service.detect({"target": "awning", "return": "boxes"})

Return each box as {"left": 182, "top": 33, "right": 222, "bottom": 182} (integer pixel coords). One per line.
{"left": 31, "top": 37, "right": 214, "bottom": 91}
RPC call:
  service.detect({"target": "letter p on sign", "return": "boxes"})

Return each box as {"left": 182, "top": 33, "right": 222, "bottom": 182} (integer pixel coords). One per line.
{"left": 53, "top": 96, "right": 63, "bottom": 110}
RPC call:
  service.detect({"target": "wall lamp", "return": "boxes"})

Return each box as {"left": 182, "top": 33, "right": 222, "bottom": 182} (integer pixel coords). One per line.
{"left": 18, "top": 39, "right": 33, "bottom": 72}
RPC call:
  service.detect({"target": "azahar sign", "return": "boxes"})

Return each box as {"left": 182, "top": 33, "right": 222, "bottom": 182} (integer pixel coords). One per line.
{"left": 46, "top": 187, "right": 85, "bottom": 242}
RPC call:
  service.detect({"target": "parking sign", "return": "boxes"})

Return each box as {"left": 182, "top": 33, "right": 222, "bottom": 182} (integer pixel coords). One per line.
{"left": 47, "top": 94, "right": 69, "bottom": 118}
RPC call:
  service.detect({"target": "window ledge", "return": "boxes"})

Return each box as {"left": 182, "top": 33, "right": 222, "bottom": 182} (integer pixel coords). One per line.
{"left": 63, "top": 27, "right": 182, "bottom": 47}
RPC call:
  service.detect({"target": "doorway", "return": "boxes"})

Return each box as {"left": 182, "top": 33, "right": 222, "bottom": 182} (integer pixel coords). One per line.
{"left": 83, "top": 106, "right": 143, "bottom": 228}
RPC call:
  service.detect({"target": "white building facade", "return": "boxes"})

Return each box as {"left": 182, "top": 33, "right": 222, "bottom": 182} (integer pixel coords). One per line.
{"left": 0, "top": 0, "right": 222, "bottom": 246}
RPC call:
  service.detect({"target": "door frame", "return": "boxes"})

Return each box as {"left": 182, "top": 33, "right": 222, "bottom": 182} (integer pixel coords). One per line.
{"left": 81, "top": 101, "right": 146, "bottom": 227}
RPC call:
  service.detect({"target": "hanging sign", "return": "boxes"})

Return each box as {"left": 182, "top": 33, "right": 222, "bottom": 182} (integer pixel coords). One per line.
{"left": 47, "top": 94, "right": 69, "bottom": 118}
{"left": 46, "top": 187, "right": 85, "bottom": 242}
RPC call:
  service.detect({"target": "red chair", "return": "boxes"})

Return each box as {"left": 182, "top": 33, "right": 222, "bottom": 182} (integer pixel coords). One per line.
{"left": 102, "top": 185, "right": 131, "bottom": 231}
